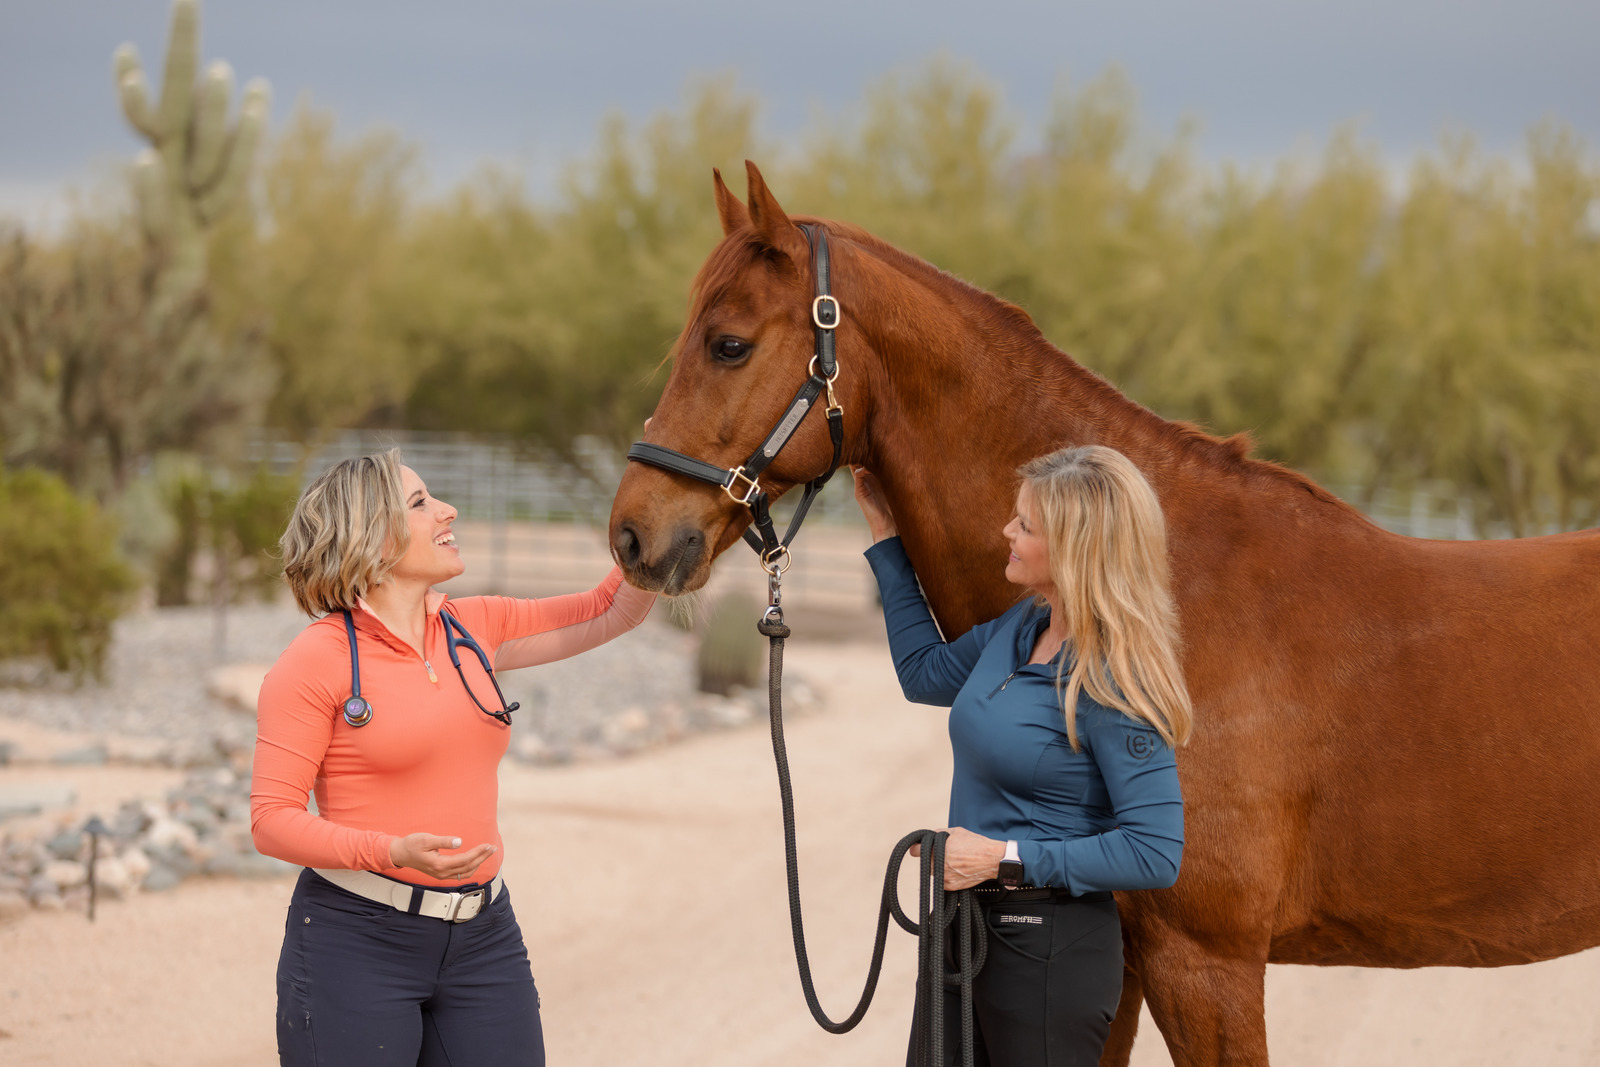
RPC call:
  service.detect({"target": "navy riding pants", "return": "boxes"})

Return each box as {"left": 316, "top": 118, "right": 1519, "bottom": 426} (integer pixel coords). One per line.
{"left": 276, "top": 868, "right": 545, "bottom": 1066}
{"left": 908, "top": 891, "right": 1123, "bottom": 1067}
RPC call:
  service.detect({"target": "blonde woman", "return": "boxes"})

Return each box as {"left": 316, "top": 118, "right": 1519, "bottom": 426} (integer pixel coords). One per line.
{"left": 852, "top": 444, "right": 1192, "bottom": 1067}
{"left": 252, "top": 450, "right": 654, "bottom": 1066}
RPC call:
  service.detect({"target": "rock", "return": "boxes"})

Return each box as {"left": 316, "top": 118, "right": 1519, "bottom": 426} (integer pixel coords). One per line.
{"left": 63, "top": 885, "right": 90, "bottom": 912}
{"left": 45, "top": 829, "right": 84, "bottom": 860}
{"left": 120, "top": 847, "right": 152, "bottom": 886}
{"left": 31, "top": 889, "right": 63, "bottom": 911}
{"left": 0, "top": 889, "right": 28, "bottom": 923}
{"left": 0, "top": 740, "right": 12, "bottom": 766}
{"left": 206, "top": 663, "right": 270, "bottom": 711}
{"left": 601, "top": 706, "right": 651, "bottom": 749}
{"left": 202, "top": 849, "right": 241, "bottom": 877}
{"left": 141, "top": 862, "right": 182, "bottom": 892}
{"left": 52, "top": 744, "right": 109, "bottom": 766}
{"left": 110, "top": 803, "right": 150, "bottom": 843}
{"left": 92, "top": 856, "right": 131, "bottom": 897}
{"left": 43, "top": 859, "right": 88, "bottom": 889}
{"left": 144, "top": 817, "right": 199, "bottom": 856}
{"left": 0, "top": 783, "right": 77, "bottom": 821}
{"left": 510, "top": 732, "right": 551, "bottom": 764}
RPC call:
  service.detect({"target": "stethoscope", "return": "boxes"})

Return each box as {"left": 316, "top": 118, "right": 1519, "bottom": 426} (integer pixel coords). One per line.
{"left": 340, "top": 609, "right": 520, "bottom": 728}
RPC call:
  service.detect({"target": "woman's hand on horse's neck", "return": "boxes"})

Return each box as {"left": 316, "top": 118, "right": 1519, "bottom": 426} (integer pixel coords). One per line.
{"left": 362, "top": 578, "right": 433, "bottom": 657}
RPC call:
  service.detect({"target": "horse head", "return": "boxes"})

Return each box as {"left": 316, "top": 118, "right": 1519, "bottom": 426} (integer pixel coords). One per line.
{"left": 609, "top": 162, "right": 870, "bottom": 595}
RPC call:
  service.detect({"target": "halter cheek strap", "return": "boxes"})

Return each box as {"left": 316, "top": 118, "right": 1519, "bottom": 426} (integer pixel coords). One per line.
{"left": 626, "top": 223, "right": 846, "bottom": 569}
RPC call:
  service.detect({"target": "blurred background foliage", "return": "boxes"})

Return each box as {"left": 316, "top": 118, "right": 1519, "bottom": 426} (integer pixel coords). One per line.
{"left": 2, "top": 56, "right": 1599, "bottom": 673}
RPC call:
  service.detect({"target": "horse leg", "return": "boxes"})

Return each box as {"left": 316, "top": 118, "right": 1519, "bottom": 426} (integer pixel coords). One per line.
{"left": 1138, "top": 934, "right": 1269, "bottom": 1067}
{"left": 1098, "top": 965, "right": 1144, "bottom": 1067}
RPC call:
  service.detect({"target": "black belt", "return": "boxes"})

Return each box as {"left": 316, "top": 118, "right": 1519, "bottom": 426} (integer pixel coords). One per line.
{"left": 971, "top": 883, "right": 1113, "bottom": 904}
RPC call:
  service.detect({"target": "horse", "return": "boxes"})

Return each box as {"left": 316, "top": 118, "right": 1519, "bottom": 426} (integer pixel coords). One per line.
{"left": 606, "top": 161, "right": 1600, "bottom": 1066}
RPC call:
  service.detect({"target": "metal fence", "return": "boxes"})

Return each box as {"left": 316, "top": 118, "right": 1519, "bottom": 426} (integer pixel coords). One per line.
{"left": 247, "top": 431, "right": 1578, "bottom": 612}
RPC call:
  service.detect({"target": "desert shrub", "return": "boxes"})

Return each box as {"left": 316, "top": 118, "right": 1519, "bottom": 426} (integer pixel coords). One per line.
{"left": 0, "top": 467, "right": 134, "bottom": 676}
{"left": 695, "top": 591, "right": 764, "bottom": 696}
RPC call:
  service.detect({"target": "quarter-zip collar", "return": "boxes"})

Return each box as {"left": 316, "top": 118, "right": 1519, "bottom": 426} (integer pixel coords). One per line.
{"left": 346, "top": 590, "right": 450, "bottom": 657}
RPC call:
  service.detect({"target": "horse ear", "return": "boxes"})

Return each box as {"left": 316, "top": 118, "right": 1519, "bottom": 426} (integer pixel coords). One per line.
{"left": 744, "top": 160, "right": 807, "bottom": 263}
{"left": 712, "top": 168, "right": 749, "bottom": 236}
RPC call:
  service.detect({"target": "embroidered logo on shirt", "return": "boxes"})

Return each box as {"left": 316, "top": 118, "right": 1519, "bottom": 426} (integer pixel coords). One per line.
{"left": 1126, "top": 731, "right": 1159, "bottom": 760}
{"left": 998, "top": 914, "right": 1044, "bottom": 925}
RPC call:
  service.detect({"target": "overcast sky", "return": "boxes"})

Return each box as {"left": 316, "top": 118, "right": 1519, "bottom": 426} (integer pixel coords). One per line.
{"left": 3, "top": 0, "right": 1597, "bottom": 223}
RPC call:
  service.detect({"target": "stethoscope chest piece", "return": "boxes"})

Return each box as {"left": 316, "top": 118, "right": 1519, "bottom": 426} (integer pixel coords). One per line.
{"left": 343, "top": 695, "right": 374, "bottom": 728}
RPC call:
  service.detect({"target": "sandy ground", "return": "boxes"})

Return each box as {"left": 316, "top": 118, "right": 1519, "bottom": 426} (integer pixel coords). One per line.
{"left": 2, "top": 640, "right": 1598, "bottom": 1066}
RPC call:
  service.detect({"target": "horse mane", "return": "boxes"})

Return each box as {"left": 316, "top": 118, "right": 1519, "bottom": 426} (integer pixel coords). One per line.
{"left": 810, "top": 218, "right": 1356, "bottom": 513}
{"left": 691, "top": 216, "right": 1355, "bottom": 514}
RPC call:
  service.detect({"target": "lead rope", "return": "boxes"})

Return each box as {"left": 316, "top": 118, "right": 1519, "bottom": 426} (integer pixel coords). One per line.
{"left": 755, "top": 566, "right": 986, "bottom": 1066}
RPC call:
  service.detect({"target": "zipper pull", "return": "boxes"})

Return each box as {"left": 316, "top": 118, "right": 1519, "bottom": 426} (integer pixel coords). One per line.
{"left": 424, "top": 660, "right": 438, "bottom": 684}
{"left": 988, "top": 672, "right": 1017, "bottom": 699}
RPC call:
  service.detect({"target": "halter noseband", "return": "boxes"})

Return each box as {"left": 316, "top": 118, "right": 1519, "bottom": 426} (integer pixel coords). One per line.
{"left": 626, "top": 223, "right": 846, "bottom": 574}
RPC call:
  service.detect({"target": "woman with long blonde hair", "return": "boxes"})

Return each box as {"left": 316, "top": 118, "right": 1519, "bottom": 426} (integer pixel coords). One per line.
{"left": 853, "top": 444, "right": 1191, "bottom": 1067}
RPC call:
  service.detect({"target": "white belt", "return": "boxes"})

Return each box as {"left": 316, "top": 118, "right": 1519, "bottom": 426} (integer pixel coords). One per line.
{"left": 313, "top": 867, "right": 504, "bottom": 923}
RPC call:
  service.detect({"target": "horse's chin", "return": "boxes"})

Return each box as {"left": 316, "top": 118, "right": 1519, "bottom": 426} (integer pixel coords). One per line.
{"left": 623, "top": 558, "right": 713, "bottom": 598}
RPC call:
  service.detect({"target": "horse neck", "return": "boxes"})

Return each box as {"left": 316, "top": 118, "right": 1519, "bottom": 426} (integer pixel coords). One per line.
{"left": 838, "top": 239, "right": 1331, "bottom": 632}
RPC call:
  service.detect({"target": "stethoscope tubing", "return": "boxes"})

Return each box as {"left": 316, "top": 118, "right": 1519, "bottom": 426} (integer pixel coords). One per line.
{"left": 340, "top": 608, "right": 517, "bottom": 728}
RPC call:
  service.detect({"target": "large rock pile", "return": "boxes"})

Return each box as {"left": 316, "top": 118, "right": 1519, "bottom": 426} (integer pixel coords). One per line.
{"left": 0, "top": 767, "right": 294, "bottom": 918}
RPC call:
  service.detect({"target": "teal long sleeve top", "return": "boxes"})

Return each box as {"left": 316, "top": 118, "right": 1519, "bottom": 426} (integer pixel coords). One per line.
{"left": 865, "top": 537, "right": 1184, "bottom": 895}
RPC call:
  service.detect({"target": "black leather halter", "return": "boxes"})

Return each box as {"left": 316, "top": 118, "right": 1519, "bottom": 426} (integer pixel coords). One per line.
{"left": 626, "top": 223, "right": 846, "bottom": 573}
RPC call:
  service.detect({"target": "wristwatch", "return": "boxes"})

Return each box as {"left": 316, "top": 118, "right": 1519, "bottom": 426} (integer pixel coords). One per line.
{"left": 998, "top": 840, "right": 1024, "bottom": 889}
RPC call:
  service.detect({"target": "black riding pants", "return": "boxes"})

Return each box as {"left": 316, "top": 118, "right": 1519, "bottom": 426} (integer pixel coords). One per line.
{"left": 909, "top": 891, "right": 1122, "bottom": 1067}
{"left": 276, "top": 868, "right": 545, "bottom": 1066}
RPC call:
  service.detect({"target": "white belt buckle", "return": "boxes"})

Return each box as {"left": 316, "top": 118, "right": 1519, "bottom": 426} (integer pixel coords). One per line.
{"left": 445, "top": 888, "right": 487, "bottom": 922}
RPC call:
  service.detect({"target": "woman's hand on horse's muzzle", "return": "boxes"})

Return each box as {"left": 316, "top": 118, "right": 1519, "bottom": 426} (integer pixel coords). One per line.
{"left": 909, "top": 826, "right": 1007, "bottom": 890}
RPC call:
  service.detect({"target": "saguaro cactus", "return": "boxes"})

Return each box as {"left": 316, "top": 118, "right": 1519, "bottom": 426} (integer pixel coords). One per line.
{"left": 113, "top": 0, "right": 270, "bottom": 305}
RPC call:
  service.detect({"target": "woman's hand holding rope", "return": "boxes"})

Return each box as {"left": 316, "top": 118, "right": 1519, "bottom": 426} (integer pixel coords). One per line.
{"left": 911, "top": 827, "right": 1007, "bottom": 890}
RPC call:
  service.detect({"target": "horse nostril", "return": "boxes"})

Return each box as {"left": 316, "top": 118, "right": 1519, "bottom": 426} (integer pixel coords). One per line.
{"left": 615, "top": 524, "right": 642, "bottom": 569}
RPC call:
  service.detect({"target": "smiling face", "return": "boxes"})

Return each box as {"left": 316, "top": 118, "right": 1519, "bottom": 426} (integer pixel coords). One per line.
{"left": 1003, "top": 482, "right": 1055, "bottom": 598}
{"left": 387, "top": 465, "right": 464, "bottom": 587}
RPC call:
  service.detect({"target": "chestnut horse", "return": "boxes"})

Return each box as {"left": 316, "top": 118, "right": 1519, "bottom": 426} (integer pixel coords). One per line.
{"left": 607, "top": 162, "right": 1600, "bottom": 1066}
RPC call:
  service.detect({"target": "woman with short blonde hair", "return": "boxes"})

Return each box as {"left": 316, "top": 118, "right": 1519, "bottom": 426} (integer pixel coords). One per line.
{"left": 255, "top": 449, "right": 655, "bottom": 1067}
{"left": 853, "top": 443, "right": 1189, "bottom": 1067}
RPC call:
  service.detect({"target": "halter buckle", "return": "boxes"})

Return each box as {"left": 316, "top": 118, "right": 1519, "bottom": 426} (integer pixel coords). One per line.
{"left": 723, "top": 466, "right": 763, "bottom": 506}
{"left": 811, "top": 294, "right": 841, "bottom": 330}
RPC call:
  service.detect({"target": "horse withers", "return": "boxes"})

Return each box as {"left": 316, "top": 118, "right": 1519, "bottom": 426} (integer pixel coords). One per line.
{"left": 607, "top": 160, "right": 1600, "bottom": 1067}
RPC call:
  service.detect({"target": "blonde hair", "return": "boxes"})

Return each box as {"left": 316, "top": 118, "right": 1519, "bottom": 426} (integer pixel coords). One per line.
{"left": 1019, "top": 445, "right": 1193, "bottom": 751}
{"left": 280, "top": 450, "right": 409, "bottom": 617}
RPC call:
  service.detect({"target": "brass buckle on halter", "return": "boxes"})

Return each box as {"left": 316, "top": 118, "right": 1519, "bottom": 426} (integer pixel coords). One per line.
{"left": 724, "top": 466, "right": 762, "bottom": 506}
{"left": 811, "top": 294, "right": 841, "bottom": 330}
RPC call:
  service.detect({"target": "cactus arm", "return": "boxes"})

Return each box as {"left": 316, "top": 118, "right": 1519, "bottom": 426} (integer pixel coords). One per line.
{"left": 189, "top": 60, "right": 234, "bottom": 192}
{"left": 113, "top": 45, "right": 160, "bottom": 139}
{"left": 155, "top": 0, "right": 199, "bottom": 143}
{"left": 132, "top": 151, "right": 171, "bottom": 243}
{"left": 197, "top": 80, "right": 269, "bottom": 224}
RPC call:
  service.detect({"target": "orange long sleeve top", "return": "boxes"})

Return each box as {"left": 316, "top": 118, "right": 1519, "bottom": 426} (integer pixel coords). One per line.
{"left": 250, "top": 568, "right": 654, "bottom": 888}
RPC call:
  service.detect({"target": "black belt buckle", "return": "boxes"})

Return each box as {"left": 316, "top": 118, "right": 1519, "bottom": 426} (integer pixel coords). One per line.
{"left": 447, "top": 886, "right": 488, "bottom": 922}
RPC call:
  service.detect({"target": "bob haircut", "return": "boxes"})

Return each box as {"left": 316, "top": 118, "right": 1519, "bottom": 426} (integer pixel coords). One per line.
{"left": 280, "top": 449, "right": 409, "bottom": 617}
{"left": 1018, "top": 445, "right": 1194, "bottom": 751}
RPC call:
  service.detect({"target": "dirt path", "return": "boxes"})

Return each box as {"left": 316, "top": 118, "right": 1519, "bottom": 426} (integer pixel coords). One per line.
{"left": 1, "top": 640, "right": 1596, "bottom": 1065}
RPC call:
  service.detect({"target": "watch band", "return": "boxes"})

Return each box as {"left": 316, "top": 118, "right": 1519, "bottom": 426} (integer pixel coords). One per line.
{"left": 998, "top": 839, "right": 1024, "bottom": 888}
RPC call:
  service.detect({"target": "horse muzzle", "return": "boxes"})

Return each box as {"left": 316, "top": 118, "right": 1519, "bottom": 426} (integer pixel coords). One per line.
{"left": 610, "top": 520, "right": 712, "bottom": 596}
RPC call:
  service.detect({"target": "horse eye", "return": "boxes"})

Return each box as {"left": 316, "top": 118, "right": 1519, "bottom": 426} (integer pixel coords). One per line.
{"left": 712, "top": 337, "right": 750, "bottom": 363}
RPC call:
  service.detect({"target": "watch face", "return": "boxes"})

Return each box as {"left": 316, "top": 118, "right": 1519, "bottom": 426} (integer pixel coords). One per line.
{"left": 997, "top": 860, "right": 1025, "bottom": 888}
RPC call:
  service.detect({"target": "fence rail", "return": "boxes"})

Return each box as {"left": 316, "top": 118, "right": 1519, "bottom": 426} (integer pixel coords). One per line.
{"left": 250, "top": 432, "right": 1583, "bottom": 615}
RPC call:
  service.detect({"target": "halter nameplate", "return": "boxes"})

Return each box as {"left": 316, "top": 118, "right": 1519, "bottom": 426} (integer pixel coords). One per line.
{"left": 762, "top": 397, "right": 810, "bottom": 458}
